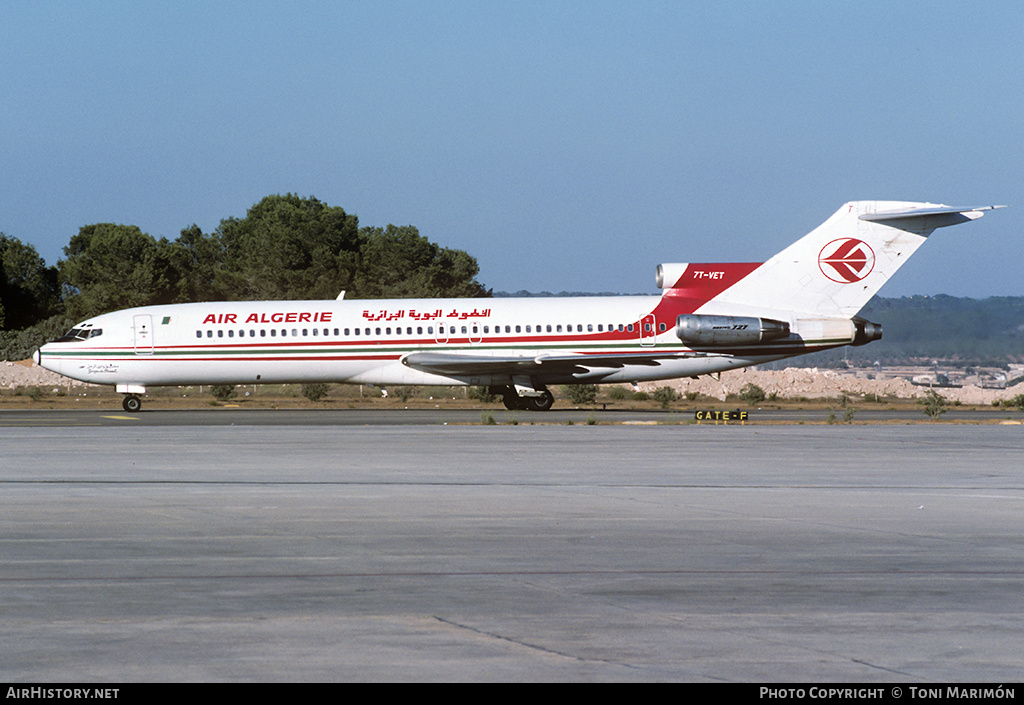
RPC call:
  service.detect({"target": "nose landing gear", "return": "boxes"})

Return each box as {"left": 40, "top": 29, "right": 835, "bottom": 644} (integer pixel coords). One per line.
{"left": 122, "top": 395, "right": 142, "bottom": 412}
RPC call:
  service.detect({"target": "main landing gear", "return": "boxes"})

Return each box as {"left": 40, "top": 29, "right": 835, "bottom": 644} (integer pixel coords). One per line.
{"left": 490, "top": 385, "right": 555, "bottom": 412}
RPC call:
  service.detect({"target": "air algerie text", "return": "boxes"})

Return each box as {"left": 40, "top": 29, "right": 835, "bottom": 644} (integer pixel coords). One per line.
{"left": 202, "top": 312, "right": 333, "bottom": 325}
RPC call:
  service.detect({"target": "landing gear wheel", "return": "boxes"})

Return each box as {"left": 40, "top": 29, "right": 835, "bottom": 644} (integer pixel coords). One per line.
{"left": 522, "top": 390, "right": 555, "bottom": 412}
{"left": 501, "top": 390, "right": 527, "bottom": 411}
{"left": 122, "top": 395, "right": 142, "bottom": 413}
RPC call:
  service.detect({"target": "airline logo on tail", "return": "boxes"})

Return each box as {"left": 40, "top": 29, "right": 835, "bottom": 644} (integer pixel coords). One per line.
{"left": 818, "top": 238, "right": 875, "bottom": 283}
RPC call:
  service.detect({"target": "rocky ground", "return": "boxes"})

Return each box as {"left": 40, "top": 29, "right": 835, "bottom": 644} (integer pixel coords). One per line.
{"left": 637, "top": 366, "right": 1024, "bottom": 406}
{"left": 5, "top": 358, "right": 1024, "bottom": 406}
{"left": 1, "top": 360, "right": 86, "bottom": 391}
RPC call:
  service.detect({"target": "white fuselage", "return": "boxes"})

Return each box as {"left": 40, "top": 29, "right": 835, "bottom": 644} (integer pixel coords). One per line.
{"left": 34, "top": 295, "right": 804, "bottom": 390}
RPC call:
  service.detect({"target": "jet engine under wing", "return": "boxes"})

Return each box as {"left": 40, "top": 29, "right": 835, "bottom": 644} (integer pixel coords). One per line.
{"left": 400, "top": 350, "right": 674, "bottom": 377}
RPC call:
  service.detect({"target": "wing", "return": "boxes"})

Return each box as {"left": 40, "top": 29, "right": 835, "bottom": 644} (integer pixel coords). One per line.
{"left": 400, "top": 350, "right": 678, "bottom": 377}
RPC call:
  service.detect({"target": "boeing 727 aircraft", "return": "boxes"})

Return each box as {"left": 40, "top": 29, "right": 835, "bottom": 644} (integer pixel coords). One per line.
{"left": 35, "top": 201, "right": 1001, "bottom": 412}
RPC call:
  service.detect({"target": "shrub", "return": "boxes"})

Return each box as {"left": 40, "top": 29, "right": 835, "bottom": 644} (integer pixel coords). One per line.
{"left": 564, "top": 384, "right": 598, "bottom": 405}
{"left": 210, "top": 384, "right": 237, "bottom": 402}
{"left": 652, "top": 386, "right": 679, "bottom": 409}
{"left": 738, "top": 383, "right": 766, "bottom": 405}
{"left": 607, "top": 387, "right": 628, "bottom": 401}
{"left": 469, "top": 386, "right": 499, "bottom": 403}
{"left": 917, "top": 390, "right": 946, "bottom": 419}
{"left": 301, "top": 383, "right": 330, "bottom": 402}
{"left": 393, "top": 386, "right": 416, "bottom": 402}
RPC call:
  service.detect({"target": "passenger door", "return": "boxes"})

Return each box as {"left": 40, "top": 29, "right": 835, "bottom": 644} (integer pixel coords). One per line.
{"left": 133, "top": 314, "right": 154, "bottom": 354}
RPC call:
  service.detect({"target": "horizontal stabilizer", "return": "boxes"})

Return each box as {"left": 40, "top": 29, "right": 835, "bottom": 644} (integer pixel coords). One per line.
{"left": 860, "top": 205, "right": 1005, "bottom": 231}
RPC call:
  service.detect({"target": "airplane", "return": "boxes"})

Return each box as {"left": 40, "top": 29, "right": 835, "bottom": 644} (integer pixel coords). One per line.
{"left": 34, "top": 200, "right": 1002, "bottom": 412}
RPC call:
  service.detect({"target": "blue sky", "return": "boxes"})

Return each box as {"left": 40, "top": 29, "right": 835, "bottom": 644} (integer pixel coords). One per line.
{"left": 2, "top": 1, "right": 1021, "bottom": 298}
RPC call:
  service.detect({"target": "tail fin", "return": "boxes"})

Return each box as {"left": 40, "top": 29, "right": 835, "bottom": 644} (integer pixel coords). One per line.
{"left": 707, "top": 201, "right": 1003, "bottom": 318}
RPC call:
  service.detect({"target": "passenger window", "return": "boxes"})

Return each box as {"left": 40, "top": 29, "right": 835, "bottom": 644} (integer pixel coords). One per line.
{"left": 196, "top": 331, "right": 202, "bottom": 339}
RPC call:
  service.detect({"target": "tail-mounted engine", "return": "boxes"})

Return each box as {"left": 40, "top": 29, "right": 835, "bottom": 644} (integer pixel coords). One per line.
{"left": 852, "top": 317, "right": 883, "bottom": 346}
{"left": 675, "top": 314, "right": 790, "bottom": 347}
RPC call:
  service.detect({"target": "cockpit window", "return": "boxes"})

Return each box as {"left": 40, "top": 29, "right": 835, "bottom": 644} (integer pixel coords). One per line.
{"left": 54, "top": 327, "right": 102, "bottom": 343}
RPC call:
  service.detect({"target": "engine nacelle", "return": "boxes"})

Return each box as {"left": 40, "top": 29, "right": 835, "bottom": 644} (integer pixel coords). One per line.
{"left": 675, "top": 315, "right": 790, "bottom": 347}
{"left": 853, "top": 317, "right": 883, "bottom": 346}
{"left": 655, "top": 263, "right": 689, "bottom": 290}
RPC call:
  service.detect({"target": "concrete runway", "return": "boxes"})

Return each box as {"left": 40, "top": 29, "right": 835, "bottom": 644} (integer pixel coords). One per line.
{"left": 1, "top": 418, "right": 1022, "bottom": 681}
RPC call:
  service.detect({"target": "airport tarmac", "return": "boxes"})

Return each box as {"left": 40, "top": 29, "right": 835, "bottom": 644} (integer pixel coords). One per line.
{"left": 1, "top": 417, "right": 1022, "bottom": 682}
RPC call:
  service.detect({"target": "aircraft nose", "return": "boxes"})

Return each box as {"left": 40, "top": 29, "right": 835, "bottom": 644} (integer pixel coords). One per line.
{"left": 33, "top": 348, "right": 40, "bottom": 365}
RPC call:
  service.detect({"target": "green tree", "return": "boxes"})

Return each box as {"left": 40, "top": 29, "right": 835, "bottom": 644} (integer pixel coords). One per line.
{"left": 166, "top": 224, "right": 224, "bottom": 303}
{"left": 214, "top": 194, "right": 360, "bottom": 300}
{"left": 353, "top": 224, "right": 489, "bottom": 299}
{"left": 0, "top": 234, "right": 60, "bottom": 330}
{"left": 58, "top": 224, "right": 176, "bottom": 320}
